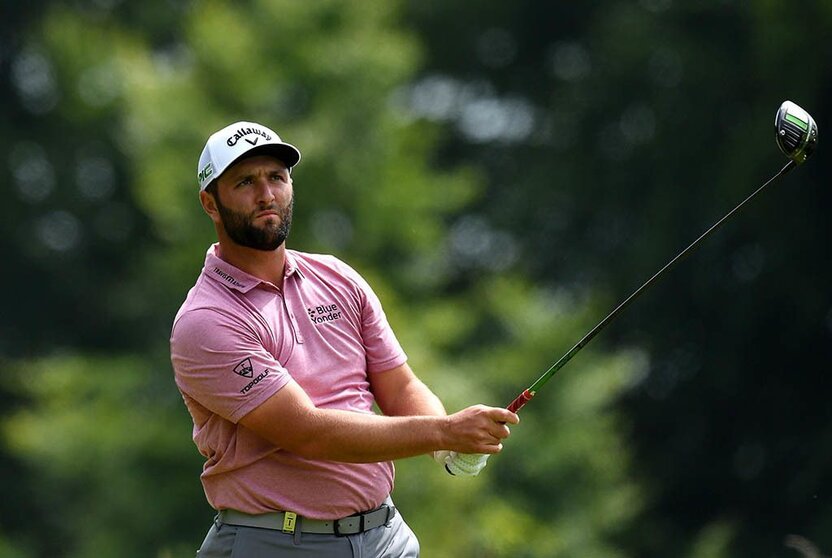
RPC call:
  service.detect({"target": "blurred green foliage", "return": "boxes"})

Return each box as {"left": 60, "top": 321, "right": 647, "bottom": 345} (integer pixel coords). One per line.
{"left": 1, "top": 1, "right": 830, "bottom": 557}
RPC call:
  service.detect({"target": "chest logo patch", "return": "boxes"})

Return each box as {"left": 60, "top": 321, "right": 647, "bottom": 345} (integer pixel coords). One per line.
{"left": 307, "top": 303, "right": 343, "bottom": 324}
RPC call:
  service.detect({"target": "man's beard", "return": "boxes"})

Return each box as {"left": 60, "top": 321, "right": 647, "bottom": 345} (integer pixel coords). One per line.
{"left": 215, "top": 193, "right": 294, "bottom": 251}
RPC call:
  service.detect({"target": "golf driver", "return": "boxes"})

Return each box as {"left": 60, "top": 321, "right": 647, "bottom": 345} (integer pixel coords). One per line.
{"left": 506, "top": 100, "right": 818, "bottom": 414}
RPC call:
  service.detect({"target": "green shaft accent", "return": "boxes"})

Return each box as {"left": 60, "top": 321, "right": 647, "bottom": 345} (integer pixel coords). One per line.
{"left": 786, "top": 112, "right": 809, "bottom": 131}
{"left": 528, "top": 341, "right": 585, "bottom": 392}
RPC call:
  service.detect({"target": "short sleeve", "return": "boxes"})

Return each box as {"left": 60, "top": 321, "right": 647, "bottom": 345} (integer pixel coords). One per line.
{"left": 170, "top": 307, "right": 292, "bottom": 423}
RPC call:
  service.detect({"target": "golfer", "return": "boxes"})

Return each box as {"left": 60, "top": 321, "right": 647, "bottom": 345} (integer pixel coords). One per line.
{"left": 170, "top": 121, "right": 519, "bottom": 557}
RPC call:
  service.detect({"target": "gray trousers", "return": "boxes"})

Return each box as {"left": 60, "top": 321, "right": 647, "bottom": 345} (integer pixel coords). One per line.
{"left": 196, "top": 505, "right": 420, "bottom": 557}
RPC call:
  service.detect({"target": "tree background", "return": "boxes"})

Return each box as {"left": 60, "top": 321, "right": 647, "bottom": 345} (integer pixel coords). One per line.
{"left": 0, "top": 1, "right": 829, "bottom": 557}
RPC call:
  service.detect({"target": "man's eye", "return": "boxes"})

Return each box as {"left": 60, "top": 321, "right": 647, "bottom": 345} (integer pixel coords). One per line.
{"left": 237, "top": 178, "right": 252, "bottom": 187}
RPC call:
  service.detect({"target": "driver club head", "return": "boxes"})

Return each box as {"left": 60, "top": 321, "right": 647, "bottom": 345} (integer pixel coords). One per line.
{"left": 775, "top": 100, "right": 818, "bottom": 164}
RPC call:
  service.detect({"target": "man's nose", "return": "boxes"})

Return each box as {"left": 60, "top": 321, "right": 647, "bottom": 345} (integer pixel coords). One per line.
{"left": 254, "top": 176, "right": 276, "bottom": 204}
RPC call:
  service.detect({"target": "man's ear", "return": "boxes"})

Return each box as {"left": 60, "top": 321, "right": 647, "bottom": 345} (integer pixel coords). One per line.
{"left": 199, "top": 190, "right": 222, "bottom": 224}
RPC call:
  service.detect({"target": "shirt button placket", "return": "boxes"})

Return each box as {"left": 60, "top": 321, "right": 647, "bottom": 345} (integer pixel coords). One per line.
{"left": 282, "top": 282, "right": 305, "bottom": 344}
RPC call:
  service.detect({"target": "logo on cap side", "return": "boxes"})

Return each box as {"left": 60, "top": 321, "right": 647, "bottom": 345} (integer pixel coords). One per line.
{"left": 227, "top": 127, "right": 272, "bottom": 147}
{"left": 198, "top": 162, "right": 214, "bottom": 183}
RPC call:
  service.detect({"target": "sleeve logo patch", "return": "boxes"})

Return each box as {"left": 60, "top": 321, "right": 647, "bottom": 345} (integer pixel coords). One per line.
{"left": 233, "top": 358, "right": 254, "bottom": 378}
{"left": 240, "top": 369, "right": 272, "bottom": 395}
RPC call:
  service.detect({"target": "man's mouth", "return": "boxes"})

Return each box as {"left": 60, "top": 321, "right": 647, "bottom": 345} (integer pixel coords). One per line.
{"left": 255, "top": 210, "right": 280, "bottom": 219}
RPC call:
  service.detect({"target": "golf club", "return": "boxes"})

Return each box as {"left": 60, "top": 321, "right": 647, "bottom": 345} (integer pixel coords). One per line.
{"left": 506, "top": 100, "right": 818, "bottom": 414}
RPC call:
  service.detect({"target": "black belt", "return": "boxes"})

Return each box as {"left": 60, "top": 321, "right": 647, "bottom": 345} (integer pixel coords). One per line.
{"left": 217, "top": 504, "right": 395, "bottom": 536}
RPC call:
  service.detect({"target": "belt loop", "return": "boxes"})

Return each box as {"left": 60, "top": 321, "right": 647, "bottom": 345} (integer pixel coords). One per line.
{"left": 293, "top": 516, "right": 303, "bottom": 546}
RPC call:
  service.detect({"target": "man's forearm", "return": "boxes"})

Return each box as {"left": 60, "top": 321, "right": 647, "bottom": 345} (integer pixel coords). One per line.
{"left": 380, "top": 376, "right": 447, "bottom": 418}
{"left": 288, "top": 407, "right": 448, "bottom": 462}
{"left": 240, "top": 380, "right": 515, "bottom": 463}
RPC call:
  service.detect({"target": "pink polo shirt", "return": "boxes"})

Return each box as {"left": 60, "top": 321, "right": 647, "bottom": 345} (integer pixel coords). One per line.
{"left": 170, "top": 244, "right": 407, "bottom": 519}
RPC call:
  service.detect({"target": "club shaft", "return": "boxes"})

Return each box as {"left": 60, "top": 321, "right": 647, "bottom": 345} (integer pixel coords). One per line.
{"left": 507, "top": 160, "right": 796, "bottom": 414}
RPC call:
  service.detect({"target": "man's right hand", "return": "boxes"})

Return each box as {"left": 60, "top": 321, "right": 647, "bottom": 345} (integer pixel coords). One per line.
{"left": 442, "top": 404, "right": 519, "bottom": 454}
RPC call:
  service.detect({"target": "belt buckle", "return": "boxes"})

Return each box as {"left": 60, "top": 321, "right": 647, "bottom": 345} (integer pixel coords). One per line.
{"left": 333, "top": 512, "right": 363, "bottom": 537}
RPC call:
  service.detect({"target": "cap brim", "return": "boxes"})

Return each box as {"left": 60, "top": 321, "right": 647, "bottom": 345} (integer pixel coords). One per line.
{"left": 227, "top": 143, "right": 301, "bottom": 171}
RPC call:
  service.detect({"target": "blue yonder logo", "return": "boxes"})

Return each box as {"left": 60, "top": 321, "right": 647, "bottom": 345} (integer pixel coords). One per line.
{"left": 307, "top": 303, "right": 343, "bottom": 324}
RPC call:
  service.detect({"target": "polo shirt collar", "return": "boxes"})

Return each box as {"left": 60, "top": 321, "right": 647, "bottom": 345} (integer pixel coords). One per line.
{"left": 284, "top": 250, "right": 306, "bottom": 280}
{"left": 203, "top": 244, "right": 303, "bottom": 293}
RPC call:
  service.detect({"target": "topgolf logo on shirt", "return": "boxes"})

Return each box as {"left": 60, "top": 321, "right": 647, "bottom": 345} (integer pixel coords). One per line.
{"left": 240, "top": 369, "right": 271, "bottom": 395}
{"left": 307, "top": 303, "right": 343, "bottom": 325}
{"left": 232, "top": 358, "right": 272, "bottom": 395}
{"left": 233, "top": 358, "right": 254, "bottom": 378}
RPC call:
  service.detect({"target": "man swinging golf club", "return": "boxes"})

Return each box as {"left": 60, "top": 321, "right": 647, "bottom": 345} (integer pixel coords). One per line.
{"left": 170, "top": 121, "right": 519, "bottom": 557}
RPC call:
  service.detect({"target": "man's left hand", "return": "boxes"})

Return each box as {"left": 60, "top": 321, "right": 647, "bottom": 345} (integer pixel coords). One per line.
{"left": 434, "top": 450, "right": 490, "bottom": 476}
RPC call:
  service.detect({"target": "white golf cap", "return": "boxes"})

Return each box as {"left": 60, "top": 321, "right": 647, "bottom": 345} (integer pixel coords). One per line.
{"left": 197, "top": 121, "right": 301, "bottom": 191}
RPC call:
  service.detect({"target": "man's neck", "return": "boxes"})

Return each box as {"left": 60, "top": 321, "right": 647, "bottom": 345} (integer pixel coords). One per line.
{"left": 216, "top": 240, "right": 287, "bottom": 289}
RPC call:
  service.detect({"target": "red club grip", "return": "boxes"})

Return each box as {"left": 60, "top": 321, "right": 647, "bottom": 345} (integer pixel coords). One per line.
{"left": 506, "top": 389, "right": 535, "bottom": 414}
